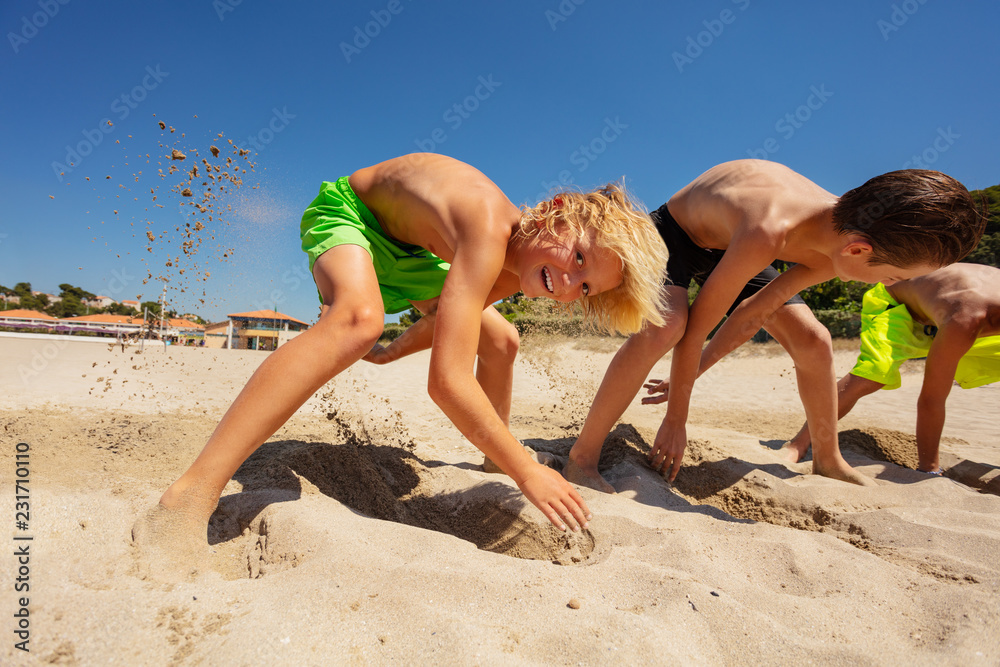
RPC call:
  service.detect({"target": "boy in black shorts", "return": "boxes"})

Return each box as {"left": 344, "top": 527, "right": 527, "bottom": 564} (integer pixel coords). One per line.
{"left": 563, "top": 160, "right": 984, "bottom": 492}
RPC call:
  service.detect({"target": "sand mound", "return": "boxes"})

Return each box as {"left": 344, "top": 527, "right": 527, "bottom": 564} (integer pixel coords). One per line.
{"left": 210, "top": 438, "right": 595, "bottom": 571}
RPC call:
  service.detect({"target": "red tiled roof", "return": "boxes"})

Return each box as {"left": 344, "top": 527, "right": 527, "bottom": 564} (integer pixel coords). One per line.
{"left": 168, "top": 318, "right": 204, "bottom": 330}
{"left": 227, "top": 310, "right": 309, "bottom": 326}
{"left": 60, "top": 314, "right": 138, "bottom": 324}
{"left": 0, "top": 309, "right": 57, "bottom": 321}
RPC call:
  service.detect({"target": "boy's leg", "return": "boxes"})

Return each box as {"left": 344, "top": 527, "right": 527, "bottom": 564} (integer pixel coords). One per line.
{"left": 476, "top": 307, "right": 519, "bottom": 427}
{"left": 133, "top": 245, "right": 386, "bottom": 557}
{"left": 762, "top": 303, "right": 875, "bottom": 485}
{"left": 565, "top": 285, "right": 689, "bottom": 492}
{"left": 785, "top": 372, "right": 886, "bottom": 459}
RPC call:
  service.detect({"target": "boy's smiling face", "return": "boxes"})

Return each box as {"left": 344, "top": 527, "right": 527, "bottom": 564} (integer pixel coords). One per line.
{"left": 515, "top": 225, "right": 623, "bottom": 302}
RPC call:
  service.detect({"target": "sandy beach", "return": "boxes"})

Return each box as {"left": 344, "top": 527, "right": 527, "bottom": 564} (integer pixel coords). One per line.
{"left": 1, "top": 333, "right": 998, "bottom": 665}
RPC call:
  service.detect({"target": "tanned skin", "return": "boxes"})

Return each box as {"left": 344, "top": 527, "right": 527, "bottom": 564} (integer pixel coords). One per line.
{"left": 566, "top": 160, "right": 940, "bottom": 493}
{"left": 787, "top": 263, "right": 1000, "bottom": 473}
{"left": 134, "top": 154, "right": 627, "bottom": 569}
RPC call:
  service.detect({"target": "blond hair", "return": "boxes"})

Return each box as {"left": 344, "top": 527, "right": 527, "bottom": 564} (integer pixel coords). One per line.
{"left": 519, "top": 182, "right": 668, "bottom": 334}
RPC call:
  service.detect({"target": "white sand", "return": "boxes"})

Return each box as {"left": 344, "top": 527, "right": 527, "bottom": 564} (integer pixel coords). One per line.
{"left": 1, "top": 335, "right": 998, "bottom": 665}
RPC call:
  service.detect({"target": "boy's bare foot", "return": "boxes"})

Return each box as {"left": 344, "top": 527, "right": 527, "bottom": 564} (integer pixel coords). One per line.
{"left": 131, "top": 486, "right": 220, "bottom": 579}
{"left": 812, "top": 459, "right": 877, "bottom": 487}
{"left": 778, "top": 440, "right": 807, "bottom": 463}
{"left": 563, "top": 458, "right": 616, "bottom": 494}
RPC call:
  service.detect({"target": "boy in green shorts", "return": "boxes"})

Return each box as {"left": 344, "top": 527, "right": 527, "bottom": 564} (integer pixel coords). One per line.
{"left": 565, "top": 161, "right": 984, "bottom": 492}
{"left": 786, "top": 263, "right": 1000, "bottom": 474}
{"left": 133, "top": 153, "right": 668, "bottom": 561}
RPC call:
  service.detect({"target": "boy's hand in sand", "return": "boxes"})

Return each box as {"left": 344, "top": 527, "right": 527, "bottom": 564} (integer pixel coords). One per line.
{"left": 648, "top": 421, "right": 687, "bottom": 482}
{"left": 641, "top": 378, "right": 670, "bottom": 405}
{"left": 516, "top": 464, "right": 591, "bottom": 532}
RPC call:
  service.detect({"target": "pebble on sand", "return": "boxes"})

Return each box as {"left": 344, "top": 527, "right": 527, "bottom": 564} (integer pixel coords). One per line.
{"left": 567, "top": 598, "right": 581, "bottom": 610}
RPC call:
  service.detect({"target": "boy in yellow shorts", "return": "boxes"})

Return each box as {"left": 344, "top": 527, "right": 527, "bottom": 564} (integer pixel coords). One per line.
{"left": 787, "top": 263, "right": 1000, "bottom": 474}
{"left": 133, "top": 153, "right": 668, "bottom": 564}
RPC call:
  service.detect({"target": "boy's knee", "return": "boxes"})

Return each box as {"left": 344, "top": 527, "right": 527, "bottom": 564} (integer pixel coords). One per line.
{"left": 791, "top": 320, "right": 833, "bottom": 360}
{"left": 642, "top": 318, "right": 685, "bottom": 355}
{"left": 322, "top": 303, "right": 384, "bottom": 347}
{"left": 480, "top": 319, "right": 520, "bottom": 364}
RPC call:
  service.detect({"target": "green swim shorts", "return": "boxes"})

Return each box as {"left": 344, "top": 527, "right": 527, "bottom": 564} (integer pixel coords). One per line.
{"left": 851, "top": 282, "right": 1000, "bottom": 390}
{"left": 300, "top": 177, "right": 451, "bottom": 314}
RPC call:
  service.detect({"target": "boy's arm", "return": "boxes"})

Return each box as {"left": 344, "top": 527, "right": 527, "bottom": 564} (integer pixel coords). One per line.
{"left": 699, "top": 263, "right": 832, "bottom": 373}
{"left": 915, "top": 325, "right": 976, "bottom": 472}
{"left": 641, "top": 264, "right": 829, "bottom": 404}
{"left": 364, "top": 311, "right": 436, "bottom": 365}
{"left": 429, "top": 233, "right": 590, "bottom": 531}
{"left": 651, "top": 231, "right": 779, "bottom": 480}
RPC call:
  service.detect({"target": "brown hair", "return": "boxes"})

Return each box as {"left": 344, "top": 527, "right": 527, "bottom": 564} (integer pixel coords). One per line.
{"left": 832, "top": 169, "right": 985, "bottom": 267}
{"left": 519, "top": 183, "right": 668, "bottom": 335}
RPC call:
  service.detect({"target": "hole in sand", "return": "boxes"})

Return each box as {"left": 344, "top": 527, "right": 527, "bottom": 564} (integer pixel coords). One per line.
{"left": 208, "top": 439, "right": 594, "bottom": 578}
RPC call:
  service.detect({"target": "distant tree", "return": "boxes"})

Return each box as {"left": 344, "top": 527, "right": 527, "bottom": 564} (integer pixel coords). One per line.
{"left": 141, "top": 301, "right": 177, "bottom": 319}
{"left": 965, "top": 186, "right": 1000, "bottom": 269}
{"left": 398, "top": 306, "right": 423, "bottom": 327}
{"left": 49, "top": 294, "right": 87, "bottom": 318}
{"left": 103, "top": 302, "right": 138, "bottom": 316}
{"left": 965, "top": 234, "right": 1000, "bottom": 268}
{"left": 58, "top": 283, "right": 96, "bottom": 302}
{"left": 12, "top": 282, "right": 48, "bottom": 312}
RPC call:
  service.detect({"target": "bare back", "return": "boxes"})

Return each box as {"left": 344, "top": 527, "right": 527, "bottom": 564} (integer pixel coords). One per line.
{"left": 348, "top": 153, "right": 521, "bottom": 264}
{"left": 667, "top": 160, "right": 840, "bottom": 270}
{"left": 888, "top": 263, "right": 1000, "bottom": 337}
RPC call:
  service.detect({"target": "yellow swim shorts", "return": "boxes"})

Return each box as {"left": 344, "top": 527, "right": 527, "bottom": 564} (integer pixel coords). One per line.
{"left": 850, "top": 282, "right": 1000, "bottom": 390}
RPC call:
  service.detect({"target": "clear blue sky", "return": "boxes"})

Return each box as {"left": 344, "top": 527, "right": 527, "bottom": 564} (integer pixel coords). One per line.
{"left": 2, "top": 0, "right": 997, "bottom": 324}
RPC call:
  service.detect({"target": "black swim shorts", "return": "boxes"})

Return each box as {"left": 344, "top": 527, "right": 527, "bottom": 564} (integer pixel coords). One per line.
{"left": 650, "top": 203, "right": 806, "bottom": 316}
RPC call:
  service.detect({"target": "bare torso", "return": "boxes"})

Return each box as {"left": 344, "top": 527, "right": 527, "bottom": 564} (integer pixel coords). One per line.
{"left": 667, "top": 160, "right": 840, "bottom": 270}
{"left": 348, "top": 153, "right": 521, "bottom": 264}
{"left": 887, "top": 263, "right": 1000, "bottom": 337}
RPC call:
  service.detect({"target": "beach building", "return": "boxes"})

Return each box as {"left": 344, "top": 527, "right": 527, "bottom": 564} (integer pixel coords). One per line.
{"left": 166, "top": 317, "right": 206, "bottom": 346}
{"left": 59, "top": 313, "right": 143, "bottom": 337}
{"left": 87, "top": 295, "right": 115, "bottom": 308}
{"left": 0, "top": 294, "right": 20, "bottom": 306}
{"left": 32, "top": 291, "right": 60, "bottom": 304}
{"left": 0, "top": 309, "right": 58, "bottom": 331}
{"left": 121, "top": 300, "right": 141, "bottom": 312}
{"left": 204, "top": 309, "right": 310, "bottom": 350}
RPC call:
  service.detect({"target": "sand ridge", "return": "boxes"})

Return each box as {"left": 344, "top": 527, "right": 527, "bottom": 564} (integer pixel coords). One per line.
{"left": 1, "top": 336, "right": 999, "bottom": 664}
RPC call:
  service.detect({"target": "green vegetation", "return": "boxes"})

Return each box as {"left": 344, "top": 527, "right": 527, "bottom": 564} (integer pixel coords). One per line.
{"left": 0, "top": 281, "right": 194, "bottom": 321}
